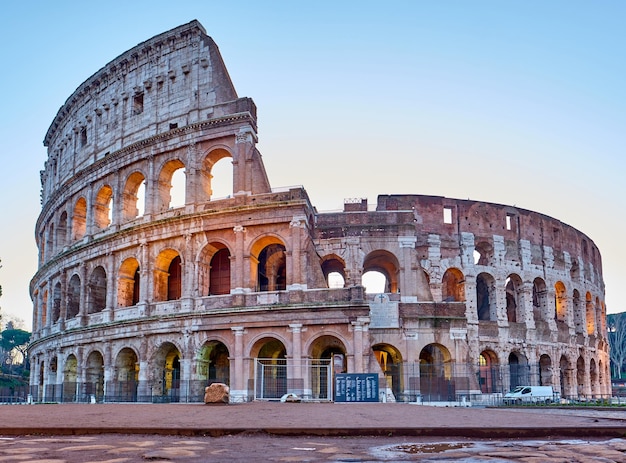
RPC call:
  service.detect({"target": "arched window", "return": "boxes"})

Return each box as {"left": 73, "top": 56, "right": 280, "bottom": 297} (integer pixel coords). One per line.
{"left": 167, "top": 256, "right": 182, "bottom": 300}
{"left": 476, "top": 272, "right": 496, "bottom": 321}
{"left": 67, "top": 274, "right": 81, "bottom": 318}
{"left": 94, "top": 185, "right": 114, "bottom": 229}
{"left": 532, "top": 277, "right": 548, "bottom": 322}
{"left": 209, "top": 248, "right": 231, "bottom": 295}
{"left": 87, "top": 266, "right": 107, "bottom": 313}
{"left": 157, "top": 159, "right": 186, "bottom": 211}
{"left": 72, "top": 197, "right": 87, "bottom": 240}
{"left": 505, "top": 274, "right": 523, "bottom": 323}
{"left": 442, "top": 268, "right": 465, "bottom": 302}
{"left": 554, "top": 281, "right": 567, "bottom": 322}
{"left": 122, "top": 172, "right": 146, "bottom": 221}
{"left": 362, "top": 250, "right": 400, "bottom": 294}
{"left": 154, "top": 250, "right": 182, "bottom": 301}
{"left": 57, "top": 211, "right": 68, "bottom": 249}
{"left": 201, "top": 148, "right": 233, "bottom": 201}
{"left": 257, "top": 244, "right": 286, "bottom": 292}
{"left": 586, "top": 292, "right": 595, "bottom": 335}
{"left": 118, "top": 258, "right": 140, "bottom": 307}
{"left": 321, "top": 255, "right": 346, "bottom": 289}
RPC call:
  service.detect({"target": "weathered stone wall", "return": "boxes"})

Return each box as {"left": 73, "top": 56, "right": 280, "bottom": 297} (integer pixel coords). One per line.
{"left": 29, "top": 21, "right": 609, "bottom": 404}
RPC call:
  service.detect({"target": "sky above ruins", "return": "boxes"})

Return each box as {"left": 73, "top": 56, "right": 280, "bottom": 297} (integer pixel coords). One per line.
{"left": 0, "top": 1, "right": 624, "bottom": 328}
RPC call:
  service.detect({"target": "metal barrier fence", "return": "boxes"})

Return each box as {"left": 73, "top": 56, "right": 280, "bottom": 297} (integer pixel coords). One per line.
{"left": 254, "top": 358, "right": 332, "bottom": 401}
{"left": 25, "top": 360, "right": 611, "bottom": 405}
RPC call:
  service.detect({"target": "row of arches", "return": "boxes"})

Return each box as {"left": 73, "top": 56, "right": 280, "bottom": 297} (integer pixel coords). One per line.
{"left": 40, "top": 150, "right": 234, "bottom": 263}
{"left": 441, "top": 267, "right": 605, "bottom": 335}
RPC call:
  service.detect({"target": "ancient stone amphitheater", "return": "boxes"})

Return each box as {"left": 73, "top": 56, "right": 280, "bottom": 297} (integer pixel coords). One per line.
{"left": 29, "top": 20, "right": 609, "bottom": 404}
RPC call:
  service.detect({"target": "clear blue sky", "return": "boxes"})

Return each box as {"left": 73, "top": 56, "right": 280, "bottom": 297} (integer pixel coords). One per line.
{"left": 1, "top": 1, "right": 624, "bottom": 328}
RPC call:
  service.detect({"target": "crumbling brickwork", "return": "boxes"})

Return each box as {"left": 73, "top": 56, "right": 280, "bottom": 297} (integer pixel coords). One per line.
{"left": 29, "top": 21, "right": 608, "bottom": 404}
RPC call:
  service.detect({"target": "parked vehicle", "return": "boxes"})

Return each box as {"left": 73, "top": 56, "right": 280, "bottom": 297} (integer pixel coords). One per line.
{"left": 503, "top": 386, "right": 557, "bottom": 404}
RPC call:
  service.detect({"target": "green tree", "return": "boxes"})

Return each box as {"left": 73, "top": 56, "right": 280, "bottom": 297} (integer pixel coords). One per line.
{"left": 608, "top": 312, "right": 626, "bottom": 379}
{"left": 0, "top": 327, "right": 30, "bottom": 371}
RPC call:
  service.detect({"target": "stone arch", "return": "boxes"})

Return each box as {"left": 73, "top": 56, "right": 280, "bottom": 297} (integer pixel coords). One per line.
{"left": 118, "top": 257, "right": 140, "bottom": 307}
{"left": 474, "top": 241, "right": 493, "bottom": 266}
{"left": 590, "top": 358, "right": 598, "bottom": 397}
{"left": 157, "top": 158, "right": 186, "bottom": 211}
{"left": 479, "top": 349, "right": 499, "bottom": 393}
{"left": 67, "top": 274, "right": 81, "bottom": 319}
{"left": 122, "top": 171, "right": 146, "bottom": 221}
{"left": 442, "top": 267, "right": 465, "bottom": 302}
{"left": 52, "top": 282, "right": 62, "bottom": 323}
{"left": 532, "top": 277, "right": 548, "bottom": 322}
{"left": 250, "top": 337, "right": 288, "bottom": 399}
{"left": 476, "top": 272, "right": 497, "bottom": 321}
{"left": 198, "top": 242, "right": 233, "bottom": 296}
{"left": 508, "top": 351, "right": 529, "bottom": 390}
{"left": 320, "top": 254, "right": 346, "bottom": 289}
{"left": 40, "top": 289, "right": 48, "bottom": 329}
{"left": 309, "top": 335, "right": 347, "bottom": 400}
{"left": 85, "top": 350, "right": 104, "bottom": 401}
{"left": 152, "top": 342, "right": 182, "bottom": 401}
{"left": 373, "top": 343, "right": 403, "bottom": 400}
{"left": 201, "top": 147, "right": 233, "bottom": 200}
{"left": 505, "top": 273, "right": 523, "bottom": 323}
{"left": 250, "top": 236, "right": 287, "bottom": 292}
{"left": 154, "top": 249, "right": 182, "bottom": 301}
{"left": 419, "top": 343, "right": 453, "bottom": 401}
{"left": 87, "top": 266, "right": 107, "bottom": 314}
{"left": 112, "top": 347, "right": 139, "bottom": 402}
{"left": 46, "top": 222, "right": 54, "bottom": 258}
{"left": 539, "top": 354, "right": 553, "bottom": 386}
{"left": 559, "top": 355, "right": 572, "bottom": 398}
{"left": 585, "top": 292, "right": 595, "bottom": 335}
{"left": 554, "top": 281, "right": 567, "bottom": 322}
{"left": 63, "top": 354, "right": 78, "bottom": 402}
{"left": 94, "top": 184, "right": 113, "bottom": 229}
{"left": 197, "top": 340, "right": 230, "bottom": 387}
{"left": 57, "top": 210, "right": 68, "bottom": 249}
{"left": 576, "top": 355, "right": 586, "bottom": 398}
{"left": 595, "top": 296, "right": 603, "bottom": 335}
{"left": 362, "top": 250, "right": 400, "bottom": 293}
{"left": 72, "top": 197, "right": 87, "bottom": 240}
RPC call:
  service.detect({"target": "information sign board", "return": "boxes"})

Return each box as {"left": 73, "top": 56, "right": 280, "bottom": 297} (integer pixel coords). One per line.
{"left": 334, "top": 373, "right": 379, "bottom": 402}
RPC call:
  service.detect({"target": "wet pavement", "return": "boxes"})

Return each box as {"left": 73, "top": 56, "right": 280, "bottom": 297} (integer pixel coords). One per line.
{"left": 1, "top": 402, "right": 626, "bottom": 461}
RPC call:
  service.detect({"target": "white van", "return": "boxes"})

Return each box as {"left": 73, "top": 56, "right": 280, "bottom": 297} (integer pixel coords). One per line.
{"left": 504, "top": 386, "right": 556, "bottom": 404}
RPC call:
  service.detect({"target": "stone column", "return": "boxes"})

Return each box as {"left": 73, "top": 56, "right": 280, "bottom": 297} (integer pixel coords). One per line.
{"left": 231, "top": 327, "right": 246, "bottom": 402}
{"left": 398, "top": 236, "right": 417, "bottom": 302}
{"left": 232, "top": 226, "right": 246, "bottom": 292}
{"left": 289, "top": 324, "right": 303, "bottom": 395}
{"left": 234, "top": 127, "right": 256, "bottom": 195}
{"left": 351, "top": 317, "right": 370, "bottom": 373}
{"left": 288, "top": 217, "right": 307, "bottom": 290}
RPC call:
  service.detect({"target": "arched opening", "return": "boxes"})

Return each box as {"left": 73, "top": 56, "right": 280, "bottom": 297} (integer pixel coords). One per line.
{"left": 72, "top": 197, "right": 87, "bottom": 240}
{"left": 257, "top": 244, "right": 286, "bottom": 292}
{"left": 197, "top": 341, "right": 230, "bottom": 387}
{"left": 586, "top": 292, "right": 595, "bottom": 335}
{"left": 94, "top": 185, "right": 113, "bottom": 229}
{"left": 442, "top": 268, "right": 465, "bottom": 302}
{"left": 559, "top": 355, "right": 571, "bottom": 399}
{"left": 118, "top": 258, "right": 140, "bottom": 307}
{"left": 577, "top": 355, "right": 586, "bottom": 398}
{"left": 419, "top": 344, "right": 453, "bottom": 401}
{"left": 321, "top": 255, "right": 346, "bottom": 289}
{"left": 539, "top": 354, "right": 552, "bottom": 386}
{"left": 554, "top": 281, "right": 567, "bottom": 322}
{"left": 362, "top": 250, "right": 400, "bottom": 293}
{"left": 361, "top": 271, "right": 386, "bottom": 294}
{"left": 154, "top": 249, "right": 182, "bottom": 302}
{"left": 253, "top": 338, "right": 287, "bottom": 400}
{"left": 209, "top": 248, "right": 231, "bottom": 295}
{"left": 46, "top": 223, "right": 54, "bottom": 258}
{"left": 40, "top": 289, "right": 48, "bottom": 329}
{"left": 57, "top": 211, "right": 68, "bottom": 249}
{"left": 158, "top": 159, "right": 186, "bottom": 211}
{"left": 532, "top": 277, "right": 548, "bottom": 322}
{"left": 52, "top": 282, "right": 61, "bottom": 323}
{"left": 508, "top": 352, "right": 529, "bottom": 390}
{"left": 63, "top": 355, "right": 78, "bottom": 402}
{"left": 112, "top": 348, "right": 139, "bottom": 402}
{"left": 474, "top": 241, "right": 493, "bottom": 266}
{"left": 67, "top": 274, "right": 81, "bottom": 319}
{"left": 87, "top": 266, "right": 107, "bottom": 314}
{"left": 85, "top": 351, "right": 104, "bottom": 402}
{"left": 476, "top": 272, "right": 496, "bottom": 321}
{"left": 310, "top": 335, "right": 347, "bottom": 400}
{"left": 153, "top": 342, "right": 182, "bottom": 402}
{"left": 479, "top": 350, "right": 499, "bottom": 393}
{"left": 122, "top": 172, "right": 146, "bottom": 220}
{"left": 590, "top": 358, "right": 598, "bottom": 398}
{"left": 201, "top": 148, "right": 233, "bottom": 201}
{"left": 505, "top": 274, "right": 523, "bottom": 323}
{"left": 372, "top": 343, "right": 403, "bottom": 400}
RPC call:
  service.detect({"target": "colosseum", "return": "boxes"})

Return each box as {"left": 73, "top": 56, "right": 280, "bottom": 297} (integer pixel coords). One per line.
{"left": 29, "top": 20, "right": 609, "bottom": 404}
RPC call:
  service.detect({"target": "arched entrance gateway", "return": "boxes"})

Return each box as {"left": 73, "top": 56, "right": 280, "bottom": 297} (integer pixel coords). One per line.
{"left": 196, "top": 341, "right": 230, "bottom": 400}
{"left": 373, "top": 344, "right": 403, "bottom": 401}
{"left": 309, "top": 335, "right": 346, "bottom": 401}
{"left": 152, "top": 342, "right": 182, "bottom": 402}
{"left": 253, "top": 338, "right": 287, "bottom": 400}
{"left": 111, "top": 348, "right": 139, "bottom": 402}
{"left": 419, "top": 344, "right": 453, "bottom": 401}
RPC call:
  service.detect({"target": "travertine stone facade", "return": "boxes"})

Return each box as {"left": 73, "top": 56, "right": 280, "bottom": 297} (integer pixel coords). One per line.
{"left": 29, "top": 20, "right": 609, "bottom": 404}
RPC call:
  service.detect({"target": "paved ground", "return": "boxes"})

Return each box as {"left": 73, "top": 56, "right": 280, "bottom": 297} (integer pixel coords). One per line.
{"left": 1, "top": 403, "right": 626, "bottom": 461}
